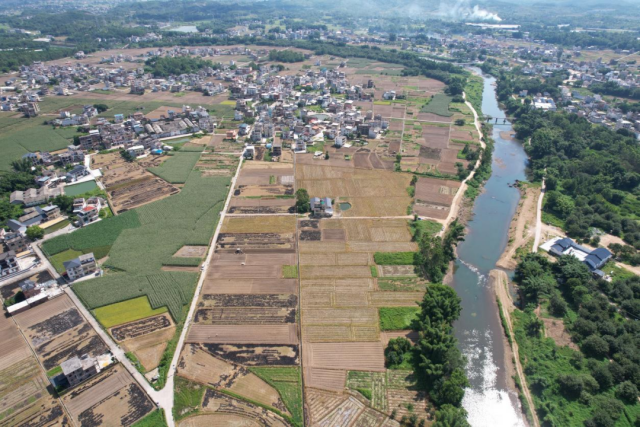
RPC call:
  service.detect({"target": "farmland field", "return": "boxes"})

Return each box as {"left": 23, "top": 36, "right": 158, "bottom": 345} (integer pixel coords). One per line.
{"left": 68, "top": 171, "right": 230, "bottom": 323}
{"left": 378, "top": 307, "right": 420, "bottom": 331}
{"left": 148, "top": 152, "right": 202, "bottom": 184}
{"left": 94, "top": 296, "right": 169, "bottom": 328}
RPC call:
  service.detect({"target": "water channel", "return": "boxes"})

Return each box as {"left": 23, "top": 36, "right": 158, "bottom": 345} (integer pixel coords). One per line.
{"left": 451, "top": 70, "right": 529, "bottom": 426}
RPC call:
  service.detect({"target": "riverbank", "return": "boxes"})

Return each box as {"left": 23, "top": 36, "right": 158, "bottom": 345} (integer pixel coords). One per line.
{"left": 496, "top": 183, "right": 541, "bottom": 270}
{"left": 491, "top": 270, "right": 539, "bottom": 427}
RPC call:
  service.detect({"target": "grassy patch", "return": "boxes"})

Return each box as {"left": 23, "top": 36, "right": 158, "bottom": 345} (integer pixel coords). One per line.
{"left": 370, "top": 265, "right": 379, "bottom": 278}
{"left": 409, "top": 219, "right": 442, "bottom": 239}
{"left": 125, "top": 351, "right": 146, "bottom": 375}
{"left": 173, "top": 377, "right": 205, "bottom": 421}
{"left": 46, "top": 366, "right": 62, "bottom": 378}
{"left": 379, "top": 307, "right": 420, "bottom": 331}
{"left": 541, "top": 210, "right": 566, "bottom": 229}
{"left": 374, "top": 252, "right": 416, "bottom": 265}
{"left": 377, "top": 277, "right": 428, "bottom": 292}
{"left": 132, "top": 410, "right": 168, "bottom": 427}
{"left": 148, "top": 152, "right": 201, "bottom": 183}
{"left": 282, "top": 265, "right": 298, "bottom": 279}
{"left": 420, "top": 94, "right": 453, "bottom": 117}
{"left": 44, "top": 219, "right": 70, "bottom": 234}
{"left": 249, "top": 367, "right": 303, "bottom": 427}
{"left": 49, "top": 249, "right": 83, "bottom": 274}
{"left": 162, "top": 257, "right": 202, "bottom": 267}
{"left": 94, "top": 296, "right": 167, "bottom": 328}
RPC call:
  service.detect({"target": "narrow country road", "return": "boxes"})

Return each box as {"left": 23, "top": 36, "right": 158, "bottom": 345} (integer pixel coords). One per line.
{"left": 161, "top": 153, "right": 244, "bottom": 426}
{"left": 438, "top": 89, "right": 486, "bottom": 236}
{"left": 532, "top": 178, "right": 546, "bottom": 252}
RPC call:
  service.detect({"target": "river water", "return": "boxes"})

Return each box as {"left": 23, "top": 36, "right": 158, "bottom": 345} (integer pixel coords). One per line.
{"left": 451, "top": 71, "right": 529, "bottom": 426}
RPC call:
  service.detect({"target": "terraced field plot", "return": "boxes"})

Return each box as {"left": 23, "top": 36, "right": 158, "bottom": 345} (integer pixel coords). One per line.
{"left": 413, "top": 176, "right": 461, "bottom": 220}
{"left": 62, "top": 364, "right": 154, "bottom": 426}
{"left": 295, "top": 165, "right": 412, "bottom": 217}
{"left": 0, "top": 312, "right": 68, "bottom": 426}
{"left": 179, "top": 211, "right": 302, "bottom": 425}
{"left": 14, "top": 295, "right": 109, "bottom": 371}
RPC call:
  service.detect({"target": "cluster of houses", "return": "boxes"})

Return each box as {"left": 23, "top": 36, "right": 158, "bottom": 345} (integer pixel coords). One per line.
{"left": 229, "top": 67, "right": 389, "bottom": 154}
{"left": 5, "top": 278, "right": 63, "bottom": 315}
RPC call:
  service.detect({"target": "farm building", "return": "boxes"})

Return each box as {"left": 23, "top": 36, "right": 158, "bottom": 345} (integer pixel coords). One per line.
{"left": 61, "top": 354, "right": 100, "bottom": 387}
{"left": 310, "top": 197, "right": 333, "bottom": 217}
{"left": 541, "top": 237, "right": 612, "bottom": 277}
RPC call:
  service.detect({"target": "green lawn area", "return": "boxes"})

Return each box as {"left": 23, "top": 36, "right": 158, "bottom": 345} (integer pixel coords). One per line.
{"left": 94, "top": 296, "right": 168, "bottom": 329}
{"left": 373, "top": 252, "right": 416, "bottom": 265}
{"left": 49, "top": 249, "right": 83, "bottom": 274}
{"left": 420, "top": 94, "right": 453, "bottom": 117}
{"left": 249, "top": 367, "right": 303, "bottom": 427}
{"left": 379, "top": 307, "right": 420, "bottom": 331}
{"left": 132, "top": 410, "right": 168, "bottom": 427}
{"left": 64, "top": 180, "right": 99, "bottom": 197}
{"left": 44, "top": 219, "right": 70, "bottom": 234}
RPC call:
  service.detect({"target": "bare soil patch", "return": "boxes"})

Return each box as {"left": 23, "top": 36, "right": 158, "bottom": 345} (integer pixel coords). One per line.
{"left": 186, "top": 324, "right": 298, "bottom": 345}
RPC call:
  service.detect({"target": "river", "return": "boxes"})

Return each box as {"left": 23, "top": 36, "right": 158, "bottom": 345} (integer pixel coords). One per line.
{"left": 452, "top": 71, "right": 529, "bottom": 426}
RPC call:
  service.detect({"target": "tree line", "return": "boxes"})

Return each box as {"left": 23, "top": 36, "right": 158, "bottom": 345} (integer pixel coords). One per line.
{"left": 514, "top": 253, "right": 639, "bottom": 426}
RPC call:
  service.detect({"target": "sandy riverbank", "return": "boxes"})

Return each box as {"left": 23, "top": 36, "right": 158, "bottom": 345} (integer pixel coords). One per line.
{"left": 496, "top": 184, "right": 541, "bottom": 270}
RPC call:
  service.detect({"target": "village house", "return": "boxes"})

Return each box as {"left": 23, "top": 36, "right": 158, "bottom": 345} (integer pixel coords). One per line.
{"left": 10, "top": 187, "right": 64, "bottom": 207}
{"left": 0, "top": 251, "right": 20, "bottom": 277}
{"left": 63, "top": 253, "right": 97, "bottom": 281}
{"left": 310, "top": 197, "right": 333, "bottom": 217}
{"left": 61, "top": 354, "right": 100, "bottom": 387}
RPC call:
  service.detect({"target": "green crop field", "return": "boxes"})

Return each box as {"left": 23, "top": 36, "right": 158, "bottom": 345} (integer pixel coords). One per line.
{"left": 420, "top": 94, "right": 453, "bottom": 117}
{"left": 249, "top": 367, "right": 303, "bottom": 427}
{"left": 66, "top": 172, "right": 230, "bottom": 322}
{"left": 379, "top": 307, "right": 420, "bottom": 331}
{"left": 94, "top": 296, "right": 168, "bottom": 328}
{"left": 148, "top": 152, "right": 202, "bottom": 183}
{"left": 373, "top": 252, "right": 416, "bottom": 265}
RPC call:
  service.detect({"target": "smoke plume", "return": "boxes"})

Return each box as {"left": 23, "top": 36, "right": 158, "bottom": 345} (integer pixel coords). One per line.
{"left": 439, "top": 0, "right": 502, "bottom": 21}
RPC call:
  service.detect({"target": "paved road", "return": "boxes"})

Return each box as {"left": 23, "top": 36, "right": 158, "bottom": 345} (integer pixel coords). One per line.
{"left": 161, "top": 154, "right": 244, "bottom": 426}
{"left": 532, "top": 178, "right": 546, "bottom": 252}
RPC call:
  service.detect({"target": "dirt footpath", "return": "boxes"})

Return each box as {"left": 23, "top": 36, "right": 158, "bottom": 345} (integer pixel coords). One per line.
{"left": 497, "top": 185, "right": 541, "bottom": 270}
{"left": 491, "top": 269, "right": 539, "bottom": 427}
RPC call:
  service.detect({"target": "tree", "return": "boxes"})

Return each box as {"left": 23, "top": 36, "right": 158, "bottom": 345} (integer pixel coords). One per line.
{"left": 93, "top": 103, "right": 109, "bottom": 113}
{"left": 433, "top": 368, "right": 469, "bottom": 406}
{"left": 582, "top": 335, "right": 609, "bottom": 359}
{"left": 615, "top": 381, "right": 638, "bottom": 403}
{"left": 454, "top": 119, "right": 466, "bottom": 126}
{"left": 11, "top": 159, "right": 33, "bottom": 174}
{"left": 295, "top": 188, "right": 310, "bottom": 213}
{"left": 549, "top": 294, "right": 567, "bottom": 317}
{"left": 557, "top": 374, "right": 584, "bottom": 399}
{"left": 419, "top": 284, "right": 462, "bottom": 325}
{"left": 385, "top": 337, "right": 411, "bottom": 367}
{"left": 434, "top": 405, "right": 470, "bottom": 427}
{"left": 26, "top": 225, "right": 44, "bottom": 240}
